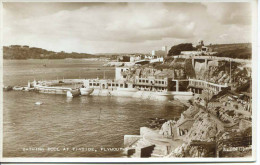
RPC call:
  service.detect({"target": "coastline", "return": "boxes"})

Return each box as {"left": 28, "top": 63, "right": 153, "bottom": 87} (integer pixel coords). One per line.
{"left": 3, "top": 50, "right": 252, "bottom": 158}
{"left": 124, "top": 90, "right": 252, "bottom": 158}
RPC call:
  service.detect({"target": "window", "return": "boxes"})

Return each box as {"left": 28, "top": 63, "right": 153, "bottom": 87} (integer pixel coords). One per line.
{"left": 90, "top": 83, "right": 92, "bottom": 86}
{"left": 125, "top": 84, "right": 128, "bottom": 88}
{"left": 146, "top": 80, "right": 148, "bottom": 83}
{"left": 120, "top": 84, "right": 123, "bottom": 87}
{"left": 96, "top": 83, "right": 99, "bottom": 86}
{"left": 139, "top": 79, "right": 141, "bottom": 83}
{"left": 123, "top": 75, "right": 126, "bottom": 78}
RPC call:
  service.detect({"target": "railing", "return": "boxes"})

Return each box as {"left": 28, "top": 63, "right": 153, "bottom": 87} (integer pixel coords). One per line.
{"left": 135, "top": 82, "right": 167, "bottom": 87}
{"left": 173, "top": 55, "right": 251, "bottom": 64}
{"left": 189, "top": 79, "right": 228, "bottom": 88}
{"left": 188, "top": 79, "right": 229, "bottom": 93}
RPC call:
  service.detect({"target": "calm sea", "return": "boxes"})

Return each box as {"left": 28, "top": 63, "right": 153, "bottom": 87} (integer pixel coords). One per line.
{"left": 3, "top": 59, "right": 184, "bottom": 157}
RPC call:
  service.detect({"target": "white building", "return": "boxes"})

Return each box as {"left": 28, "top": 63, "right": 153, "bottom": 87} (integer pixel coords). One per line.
{"left": 115, "top": 67, "right": 130, "bottom": 80}
{"left": 150, "top": 57, "right": 164, "bottom": 63}
{"left": 152, "top": 46, "right": 168, "bottom": 57}
{"left": 130, "top": 56, "right": 141, "bottom": 62}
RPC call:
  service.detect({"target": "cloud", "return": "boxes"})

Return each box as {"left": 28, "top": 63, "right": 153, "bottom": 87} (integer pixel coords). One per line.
{"left": 3, "top": 2, "right": 252, "bottom": 53}
{"left": 203, "top": 2, "right": 251, "bottom": 25}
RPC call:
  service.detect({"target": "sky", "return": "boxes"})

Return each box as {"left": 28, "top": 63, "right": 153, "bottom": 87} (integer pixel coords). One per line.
{"left": 3, "top": 2, "right": 252, "bottom": 54}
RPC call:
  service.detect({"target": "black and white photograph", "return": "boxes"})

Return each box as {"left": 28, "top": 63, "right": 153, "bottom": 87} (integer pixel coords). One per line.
{"left": 0, "top": 0, "right": 258, "bottom": 163}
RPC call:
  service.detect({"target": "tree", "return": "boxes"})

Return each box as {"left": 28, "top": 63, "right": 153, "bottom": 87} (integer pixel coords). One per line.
{"left": 167, "top": 43, "right": 196, "bottom": 56}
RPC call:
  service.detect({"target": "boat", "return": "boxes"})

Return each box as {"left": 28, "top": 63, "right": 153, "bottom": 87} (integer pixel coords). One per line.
{"left": 67, "top": 89, "right": 80, "bottom": 97}
{"left": 80, "top": 88, "right": 94, "bottom": 96}
{"left": 13, "top": 86, "right": 24, "bottom": 91}
{"left": 23, "top": 87, "right": 34, "bottom": 91}
{"left": 35, "top": 101, "right": 43, "bottom": 105}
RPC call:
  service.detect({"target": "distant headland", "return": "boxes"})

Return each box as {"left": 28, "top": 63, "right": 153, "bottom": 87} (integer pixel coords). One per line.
{"left": 3, "top": 42, "right": 251, "bottom": 60}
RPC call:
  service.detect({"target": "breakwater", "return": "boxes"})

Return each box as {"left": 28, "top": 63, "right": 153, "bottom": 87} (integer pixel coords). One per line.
{"left": 75, "top": 85, "right": 192, "bottom": 101}
{"left": 90, "top": 88, "right": 192, "bottom": 101}
{"left": 5, "top": 78, "right": 194, "bottom": 101}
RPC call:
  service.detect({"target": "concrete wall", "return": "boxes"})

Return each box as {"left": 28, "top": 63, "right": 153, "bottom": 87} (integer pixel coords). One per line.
{"left": 124, "top": 135, "right": 142, "bottom": 147}
{"left": 115, "top": 67, "right": 130, "bottom": 80}
{"left": 150, "top": 57, "right": 164, "bottom": 63}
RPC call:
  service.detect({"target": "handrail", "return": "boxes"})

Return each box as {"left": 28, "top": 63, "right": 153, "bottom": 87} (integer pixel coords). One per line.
{"left": 189, "top": 79, "right": 228, "bottom": 88}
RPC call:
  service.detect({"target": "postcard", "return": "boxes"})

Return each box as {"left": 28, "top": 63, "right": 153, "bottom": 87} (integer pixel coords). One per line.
{"left": 0, "top": 0, "right": 258, "bottom": 163}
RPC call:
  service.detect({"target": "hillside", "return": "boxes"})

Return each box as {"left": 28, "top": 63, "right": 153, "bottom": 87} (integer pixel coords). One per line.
{"left": 207, "top": 43, "right": 252, "bottom": 59}
{"left": 3, "top": 45, "right": 95, "bottom": 59}
{"left": 207, "top": 43, "right": 251, "bottom": 52}
{"left": 167, "top": 43, "right": 252, "bottom": 59}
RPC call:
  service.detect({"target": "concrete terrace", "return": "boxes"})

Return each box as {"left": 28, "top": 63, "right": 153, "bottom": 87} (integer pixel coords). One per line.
{"left": 172, "top": 55, "right": 251, "bottom": 64}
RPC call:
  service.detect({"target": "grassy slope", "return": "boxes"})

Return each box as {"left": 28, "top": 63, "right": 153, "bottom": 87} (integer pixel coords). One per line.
{"left": 207, "top": 43, "right": 252, "bottom": 59}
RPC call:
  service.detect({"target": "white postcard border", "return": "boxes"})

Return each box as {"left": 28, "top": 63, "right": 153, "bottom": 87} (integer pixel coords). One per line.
{"left": 0, "top": 0, "right": 258, "bottom": 163}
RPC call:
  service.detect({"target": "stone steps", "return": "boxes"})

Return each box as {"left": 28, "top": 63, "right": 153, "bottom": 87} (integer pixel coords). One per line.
{"left": 131, "top": 139, "right": 155, "bottom": 158}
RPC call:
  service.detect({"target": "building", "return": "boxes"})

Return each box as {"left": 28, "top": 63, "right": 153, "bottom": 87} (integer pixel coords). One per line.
{"left": 130, "top": 56, "right": 142, "bottom": 62}
{"left": 117, "top": 56, "right": 130, "bottom": 62}
{"left": 115, "top": 67, "right": 130, "bottom": 80}
{"left": 133, "top": 76, "right": 171, "bottom": 92}
{"left": 180, "top": 40, "right": 217, "bottom": 57}
{"left": 152, "top": 46, "right": 168, "bottom": 57}
{"left": 83, "top": 79, "right": 132, "bottom": 90}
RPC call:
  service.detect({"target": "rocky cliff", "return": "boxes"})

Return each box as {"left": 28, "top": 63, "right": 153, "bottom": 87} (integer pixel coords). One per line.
{"left": 168, "top": 111, "right": 224, "bottom": 157}
{"left": 194, "top": 61, "right": 251, "bottom": 92}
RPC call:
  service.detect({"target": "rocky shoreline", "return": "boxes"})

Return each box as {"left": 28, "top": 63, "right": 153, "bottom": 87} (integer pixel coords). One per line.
{"left": 124, "top": 90, "right": 252, "bottom": 158}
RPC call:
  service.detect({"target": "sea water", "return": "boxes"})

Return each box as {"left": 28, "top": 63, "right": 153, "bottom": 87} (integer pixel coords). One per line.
{"left": 3, "top": 59, "right": 184, "bottom": 157}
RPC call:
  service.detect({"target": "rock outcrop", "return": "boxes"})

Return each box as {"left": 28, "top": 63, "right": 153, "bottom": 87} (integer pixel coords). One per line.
{"left": 169, "top": 111, "right": 224, "bottom": 157}
{"left": 159, "top": 120, "right": 176, "bottom": 138}
{"left": 184, "top": 112, "right": 223, "bottom": 142}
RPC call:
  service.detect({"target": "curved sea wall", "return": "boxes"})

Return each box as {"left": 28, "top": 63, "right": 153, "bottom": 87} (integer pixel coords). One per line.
{"left": 132, "top": 91, "right": 171, "bottom": 101}
{"left": 12, "top": 78, "right": 193, "bottom": 101}
{"left": 103, "top": 62, "right": 135, "bottom": 67}
{"left": 89, "top": 88, "right": 187, "bottom": 101}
